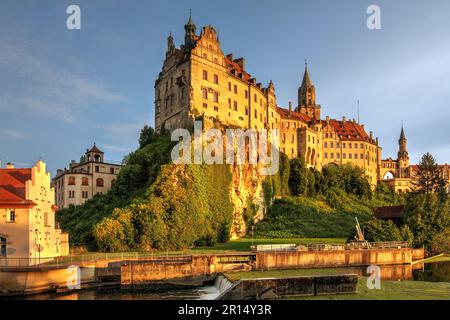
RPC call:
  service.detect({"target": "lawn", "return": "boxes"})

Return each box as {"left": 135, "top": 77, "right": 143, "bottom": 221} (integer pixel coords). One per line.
{"left": 293, "top": 277, "right": 450, "bottom": 300}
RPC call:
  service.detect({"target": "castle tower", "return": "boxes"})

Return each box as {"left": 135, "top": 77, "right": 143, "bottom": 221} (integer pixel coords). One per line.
{"left": 397, "top": 125, "right": 410, "bottom": 178}
{"left": 398, "top": 125, "right": 409, "bottom": 160}
{"left": 166, "top": 32, "right": 175, "bottom": 55}
{"left": 184, "top": 10, "right": 197, "bottom": 50}
{"left": 297, "top": 62, "right": 320, "bottom": 119}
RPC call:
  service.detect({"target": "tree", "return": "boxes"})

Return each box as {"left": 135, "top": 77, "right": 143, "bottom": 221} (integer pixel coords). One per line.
{"left": 288, "top": 158, "right": 308, "bottom": 196}
{"left": 413, "top": 153, "right": 446, "bottom": 194}
{"left": 138, "top": 125, "right": 156, "bottom": 149}
{"left": 403, "top": 192, "right": 450, "bottom": 248}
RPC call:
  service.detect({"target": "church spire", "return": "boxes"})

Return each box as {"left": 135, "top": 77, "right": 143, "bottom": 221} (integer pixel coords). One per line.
{"left": 399, "top": 124, "right": 406, "bottom": 141}
{"left": 301, "top": 60, "right": 313, "bottom": 87}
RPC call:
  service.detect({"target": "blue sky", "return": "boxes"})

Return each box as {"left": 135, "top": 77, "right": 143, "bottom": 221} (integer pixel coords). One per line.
{"left": 1, "top": 0, "right": 450, "bottom": 175}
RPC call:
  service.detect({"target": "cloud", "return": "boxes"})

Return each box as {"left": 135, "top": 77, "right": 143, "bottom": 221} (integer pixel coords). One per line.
{"left": 0, "top": 35, "right": 124, "bottom": 122}
{"left": 0, "top": 129, "right": 25, "bottom": 139}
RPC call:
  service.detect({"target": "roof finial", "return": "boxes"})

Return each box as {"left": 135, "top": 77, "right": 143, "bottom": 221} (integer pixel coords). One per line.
{"left": 305, "top": 58, "right": 308, "bottom": 69}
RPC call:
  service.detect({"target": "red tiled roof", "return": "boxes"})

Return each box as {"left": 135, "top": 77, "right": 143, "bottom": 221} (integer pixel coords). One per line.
{"left": 374, "top": 206, "right": 405, "bottom": 219}
{"left": 276, "top": 107, "right": 312, "bottom": 123}
{"left": 0, "top": 168, "right": 36, "bottom": 207}
{"left": 224, "top": 56, "right": 252, "bottom": 82}
{"left": 325, "top": 119, "right": 371, "bottom": 142}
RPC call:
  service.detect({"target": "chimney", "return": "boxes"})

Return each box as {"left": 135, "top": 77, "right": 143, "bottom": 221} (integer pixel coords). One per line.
{"left": 226, "top": 53, "right": 234, "bottom": 61}
{"left": 376, "top": 137, "right": 379, "bottom": 145}
{"left": 289, "top": 101, "right": 292, "bottom": 113}
{"left": 361, "top": 124, "right": 365, "bottom": 129}
{"left": 234, "top": 57, "right": 245, "bottom": 71}
{"left": 6, "top": 162, "right": 14, "bottom": 169}
{"left": 370, "top": 131, "right": 373, "bottom": 139}
{"left": 342, "top": 116, "right": 346, "bottom": 125}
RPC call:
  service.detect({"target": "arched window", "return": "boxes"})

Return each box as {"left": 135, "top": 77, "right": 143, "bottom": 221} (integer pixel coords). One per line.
{"left": 82, "top": 177, "right": 89, "bottom": 186}
{"left": 96, "top": 178, "right": 104, "bottom": 187}
{"left": 68, "top": 176, "right": 76, "bottom": 185}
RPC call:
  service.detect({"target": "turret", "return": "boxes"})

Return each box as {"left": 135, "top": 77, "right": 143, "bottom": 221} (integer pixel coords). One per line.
{"left": 297, "top": 61, "right": 320, "bottom": 119}
{"left": 398, "top": 125, "right": 409, "bottom": 160}
{"left": 184, "top": 10, "right": 197, "bottom": 50}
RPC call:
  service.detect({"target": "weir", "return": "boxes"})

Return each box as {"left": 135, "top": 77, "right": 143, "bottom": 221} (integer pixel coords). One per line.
{"left": 0, "top": 246, "right": 425, "bottom": 297}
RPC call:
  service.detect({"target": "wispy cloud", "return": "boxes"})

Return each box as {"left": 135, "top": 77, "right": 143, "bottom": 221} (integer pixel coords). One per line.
{"left": 0, "top": 35, "right": 124, "bottom": 122}
{"left": 0, "top": 129, "right": 25, "bottom": 139}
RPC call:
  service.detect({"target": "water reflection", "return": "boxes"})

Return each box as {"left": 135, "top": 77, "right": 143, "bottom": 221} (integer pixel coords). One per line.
{"left": 414, "top": 262, "right": 450, "bottom": 283}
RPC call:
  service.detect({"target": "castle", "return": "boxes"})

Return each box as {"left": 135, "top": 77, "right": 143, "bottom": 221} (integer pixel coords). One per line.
{"left": 155, "top": 14, "right": 450, "bottom": 191}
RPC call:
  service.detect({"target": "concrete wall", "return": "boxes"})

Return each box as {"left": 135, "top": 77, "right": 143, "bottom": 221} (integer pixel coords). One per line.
{"left": 255, "top": 248, "right": 412, "bottom": 270}
{"left": 217, "top": 274, "right": 358, "bottom": 300}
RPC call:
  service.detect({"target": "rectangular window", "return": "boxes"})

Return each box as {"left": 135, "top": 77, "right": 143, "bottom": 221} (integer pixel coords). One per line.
{"left": 234, "top": 85, "right": 238, "bottom": 94}
{"left": 228, "top": 82, "right": 232, "bottom": 91}
{"left": 214, "top": 106, "right": 219, "bottom": 111}
{"left": 203, "top": 103, "right": 208, "bottom": 109}
{"left": 214, "top": 92, "right": 219, "bottom": 103}
{"left": 234, "top": 101, "right": 238, "bottom": 111}
{"left": 228, "top": 99, "right": 231, "bottom": 109}
{"left": 202, "top": 88, "right": 208, "bottom": 99}
{"left": 213, "top": 74, "right": 218, "bottom": 84}
{"left": 245, "top": 90, "right": 248, "bottom": 99}
{"left": 324, "top": 142, "right": 328, "bottom": 148}
{"left": 254, "top": 94, "right": 257, "bottom": 102}
{"left": 324, "top": 153, "right": 328, "bottom": 159}
{"left": 349, "top": 154, "right": 353, "bottom": 159}
{"left": 95, "top": 166, "right": 99, "bottom": 173}
{"left": 6, "top": 210, "right": 16, "bottom": 223}
{"left": 202, "top": 70, "right": 208, "bottom": 81}
{"left": 110, "top": 168, "right": 114, "bottom": 174}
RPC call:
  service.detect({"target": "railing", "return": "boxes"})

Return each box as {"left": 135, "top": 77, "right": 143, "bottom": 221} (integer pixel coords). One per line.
{"left": 251, "top": 244, "right": 297, "bottom": 252}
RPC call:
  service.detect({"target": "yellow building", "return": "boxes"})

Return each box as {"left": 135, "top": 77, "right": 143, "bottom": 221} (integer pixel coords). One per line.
{"left": 154, "top": 15, "right": 384, "bottom": 187}
{"left": 0, "top": 161, "right": 69, "bottom": 265}
{"left": 52, "top": 144, "right": 122, "bottom": 209}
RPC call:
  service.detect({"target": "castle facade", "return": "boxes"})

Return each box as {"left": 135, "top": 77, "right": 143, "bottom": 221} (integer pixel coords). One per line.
{"left": 154, "top": 15, "right": 448, "bottom": 190}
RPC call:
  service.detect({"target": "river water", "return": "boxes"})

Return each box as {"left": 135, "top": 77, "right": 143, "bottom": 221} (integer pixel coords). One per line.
{"left": 21, "top": 261, "right": 450, "bottom": 300}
